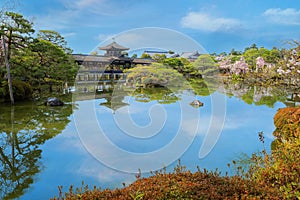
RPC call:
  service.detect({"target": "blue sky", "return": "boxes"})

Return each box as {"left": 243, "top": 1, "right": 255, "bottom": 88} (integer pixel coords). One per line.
{"left": 3, "top": 0, "right": 300, "bottom": 54}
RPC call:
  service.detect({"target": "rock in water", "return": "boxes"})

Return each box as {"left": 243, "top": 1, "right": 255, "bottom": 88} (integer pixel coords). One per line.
{"left": 44, "top": 97, "right": 64, "bottom": 106}
{"left": 190, "top": 100, "right": 204, "bottom": 107}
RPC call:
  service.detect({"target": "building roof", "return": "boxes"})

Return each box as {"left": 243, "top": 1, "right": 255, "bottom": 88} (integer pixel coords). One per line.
{"left": 180, "top": 51, "right": 201, "bottom": 59}
{"left": 133, "top": 58, "right": 154, "bottom": 65}
{"left": 99, "top": 41, "right": 129, "bottom": 51}
{"left": 143, "top": 50, "right": 179, "bottom": 58}
{"left": 72, "top": 54, "right": 113, "bottom": 63}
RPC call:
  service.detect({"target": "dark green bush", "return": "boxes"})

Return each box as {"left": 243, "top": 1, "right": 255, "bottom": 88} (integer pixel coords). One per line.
{"left": 0, "top": 80, "right": 33, "bottom": 101}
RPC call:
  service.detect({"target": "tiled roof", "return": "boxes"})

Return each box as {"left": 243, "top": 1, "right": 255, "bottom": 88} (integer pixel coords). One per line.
{"left": 180, "top": 51, "right": 201, "bottom": 59}
{"left": 133, "top": 58, "right": 154, "bottom": 64}
{"left": 99, "top": 42, "right": 129, "bottom": 50}
{"left": 72, "top": 54, "right": 113, "bottom": 62}
{"left": 143, "top": 50, "right": 179, "bottom": 58}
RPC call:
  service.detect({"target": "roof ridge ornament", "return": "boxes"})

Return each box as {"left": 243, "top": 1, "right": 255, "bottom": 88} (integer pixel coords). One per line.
{"left": 99, "top": 41, "right": 129, "bottom": 51}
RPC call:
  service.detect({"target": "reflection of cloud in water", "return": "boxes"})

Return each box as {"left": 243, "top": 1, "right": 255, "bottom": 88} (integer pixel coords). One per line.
{"left": 74, "top": 94, "right": 199, "bottom": 173}
{"left": 37, "top": 92, "right": 282, "bottom": 197}
{"left": 51, "top": 120, "right": 137, "bottom": 186}
{"left": 76, "top": 158, "right": 135, "bottom": 185}
{"left": 182, "top": 118, "right": 203, "bottom": 137}
{"left": 188, "top": 103, "right": 278, "bottom": 141}
{"left": 53, "top": 120, "right": 86, "bottom": 152}
{"left": 70, "top": 92, "right": 279, "bottom": 175}
{"left": 114, "top": 103, "right": 167, "bottom": 138}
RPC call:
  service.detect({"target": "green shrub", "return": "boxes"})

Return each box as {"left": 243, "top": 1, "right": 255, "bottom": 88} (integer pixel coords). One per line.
{"left": 0, "top": 80, "right": 33, "bottom": 100}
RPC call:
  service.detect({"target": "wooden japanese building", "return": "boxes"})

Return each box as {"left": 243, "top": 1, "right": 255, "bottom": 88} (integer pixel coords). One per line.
{"left": 73, "top": 41, "right": 152, "bottom": 83}
{"left": 99, "top": 41, "right": 129, "bottom": 57}
{"left": 73, "top": 41, "right": 152, "bottom": 93}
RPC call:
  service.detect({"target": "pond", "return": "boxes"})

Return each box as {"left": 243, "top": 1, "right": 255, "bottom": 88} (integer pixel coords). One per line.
{"left": 0, "top": 80, "right": 297, "bottom": 200}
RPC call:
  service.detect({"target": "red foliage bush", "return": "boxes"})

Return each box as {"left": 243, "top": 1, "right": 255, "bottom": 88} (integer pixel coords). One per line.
{"left": 52, "top": 167, "right": 282, "bottom": 200}
{"left": 273, "top": 107, "right": 300, "bottom": 139}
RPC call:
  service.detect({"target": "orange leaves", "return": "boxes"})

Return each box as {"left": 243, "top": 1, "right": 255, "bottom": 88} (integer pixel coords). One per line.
{"left": 52, "top": 167, "right": 282, "bottom": 200}
{"left": 273, "top": 107, "right": 300, "bottom": 139}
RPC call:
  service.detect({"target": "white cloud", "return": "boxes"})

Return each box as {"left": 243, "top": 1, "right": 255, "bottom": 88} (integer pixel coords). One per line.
{"left": 181, "top": 12, "right": 242, "bottom": 32}
{"left": 62, "top": 32, "right": 76, "bottom": 38}
{"left": 60, "top": 0, "right": 124, "bottom": 16}
{"left": 73, "top": 0, "right": 105, "bottom": 9}
{"left": 96, "top": 33, "right": 116, "bottom": 41}
{"left": 95, "top": 32, "right": 146, "bottom": 46}
{"left": 263, "top": 8, "right": 300, "bottom": 25}
{"left": 32, "top": 0, "right": 126, "bottom": 31}
{"left": 91, "top": 27, "right": 207, "bottom": 54}
{"left": 116, "top": 33, "right": 146, "bottom": 46}
{"left": 32, "top": 9, "right": 80, "bottom": 30}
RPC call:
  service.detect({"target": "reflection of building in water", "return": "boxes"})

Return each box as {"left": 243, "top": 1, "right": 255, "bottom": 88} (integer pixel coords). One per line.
{"left": 285, "top": 93, "right": 300, "bottom": 107}
{"left": 72, "top": 82, "right": 129, "bottom": 113}
{"left": 99, "top": 86, "right": 129, "bottom": 113}
{"left": 253, "top": 86, "right": 272, "bottom": 103}
{"left": 73, "top": 41, "right": 152, "bottom": 93}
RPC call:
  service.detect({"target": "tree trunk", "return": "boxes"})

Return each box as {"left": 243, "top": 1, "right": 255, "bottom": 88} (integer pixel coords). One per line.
{"left": 49, "top": 82, "right": 53, "bottom": 93}
{"left": 2, "top": 35, "right": 14, "bottom": 104}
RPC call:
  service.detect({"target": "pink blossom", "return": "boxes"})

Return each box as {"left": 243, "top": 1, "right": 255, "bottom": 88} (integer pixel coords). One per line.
{"left": 256, "top": 56, "right": 265, "bottom": 69}
{"left": 266, "top": 63, "right": 275, "bottom": 68}
{"left": 231, "top": 57, "right": 249, "bottom": 74}
{"left": 218, "top": 58, "right": 231, "bottom": 69}
{"left": 285, "top": 69, "right": 291, "bottom": 74}
{"left": 289, "top": 57, "right": 296, "bottom": 64}
{"left": 277, "top": 67, "right": 285, "bottom": 75}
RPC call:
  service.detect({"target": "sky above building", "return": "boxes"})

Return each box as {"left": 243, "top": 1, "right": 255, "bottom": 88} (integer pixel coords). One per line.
{"left": 3, "top": 0, "right": 300, "bottom": 54}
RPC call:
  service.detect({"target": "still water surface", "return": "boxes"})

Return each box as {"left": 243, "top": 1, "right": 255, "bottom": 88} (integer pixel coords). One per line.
{"left": 0, "top": 84, "right": 290, "bottom": 199}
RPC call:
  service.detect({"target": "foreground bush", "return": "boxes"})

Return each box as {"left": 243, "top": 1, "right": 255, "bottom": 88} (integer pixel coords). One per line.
{"left": 237, "top": 107, "right": 300, "bottom": 199}
{"left": 52, "top": 164, "right": 281, "bottom": 200}
{"left": 273, "top": 107, "right": 300, "bottom": 140}
{"left": 252, "top": 107, "right": 300, "bottom": 199}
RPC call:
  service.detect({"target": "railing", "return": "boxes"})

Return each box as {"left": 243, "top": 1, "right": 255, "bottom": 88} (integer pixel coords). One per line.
{"left": 76, "top": 72, "right": 127, "bottom": 82}
{"left": 78, "top": 69, "right": 124, "bottom": 73}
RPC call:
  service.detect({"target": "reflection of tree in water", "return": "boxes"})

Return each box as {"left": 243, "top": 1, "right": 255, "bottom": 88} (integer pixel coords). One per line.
{"left": 0, "top": 99, "right": 73, "bottom": 199}
{"left": 132, "top": 87, "right": 179, "bottom": 104}
{"left": 222, "top": 79, "right": 299, "bottom": 107}
{"left": 97, "top": 84, "right": 181, "bottom": 112}
{"left": 99, "top": 85, "right": 129, "bottom": 112}
{"left": 189, "top": 78, "right": 218, "bottom": 96}
{"left": 95, "top": 77, "right": 299, "bottom": 109}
